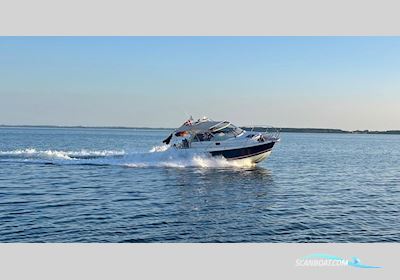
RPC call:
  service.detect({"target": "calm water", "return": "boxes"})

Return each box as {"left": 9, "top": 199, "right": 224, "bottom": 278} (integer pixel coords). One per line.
{"left": 0, "top": 127, "right": 399, "bottom": 242}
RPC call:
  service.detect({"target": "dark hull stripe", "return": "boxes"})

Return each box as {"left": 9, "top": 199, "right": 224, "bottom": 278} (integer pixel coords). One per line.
{"left": 226, "top": 148, "right": 272, "bottom": 160}
{"left": 209, "top": 142, "right": 275, "bottom": 160}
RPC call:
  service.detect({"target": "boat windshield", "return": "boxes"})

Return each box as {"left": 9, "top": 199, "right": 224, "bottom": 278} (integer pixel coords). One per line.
{"left": 190, "top": 124, "right": 243, "bottom": 142}
{"left": 215, "top": 124, "right": 242, "bottom": 135}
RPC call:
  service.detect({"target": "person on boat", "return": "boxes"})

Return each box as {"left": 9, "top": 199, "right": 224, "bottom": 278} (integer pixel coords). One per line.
{"left": 182, "top": 138, "right": 189, "bottom": 148}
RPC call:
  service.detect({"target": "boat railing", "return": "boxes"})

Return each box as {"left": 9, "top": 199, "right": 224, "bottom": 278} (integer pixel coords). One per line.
{"left": 242, "top": 125, "right": 281, "bottom": 141}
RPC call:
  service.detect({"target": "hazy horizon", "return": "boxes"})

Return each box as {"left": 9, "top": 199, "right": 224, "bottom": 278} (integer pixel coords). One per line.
{"left": 1, "top": 37, "right": 400, "bottom": 131}
{"left": 0, "top": 123, "right": 399, "bottom": 132}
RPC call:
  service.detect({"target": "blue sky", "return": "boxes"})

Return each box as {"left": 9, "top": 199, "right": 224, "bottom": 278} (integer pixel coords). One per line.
{"left": 1, "top": 37, "right": 399, "bottom": 130}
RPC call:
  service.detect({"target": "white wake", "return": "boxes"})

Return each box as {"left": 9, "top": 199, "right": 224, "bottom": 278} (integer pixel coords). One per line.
{"left": 0, "top": 145, "right": 255, "bottom": 168}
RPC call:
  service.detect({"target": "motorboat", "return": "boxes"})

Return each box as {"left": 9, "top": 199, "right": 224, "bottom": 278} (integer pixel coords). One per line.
{"left": 162, "top": 117, "right": 280, "bottom": 165}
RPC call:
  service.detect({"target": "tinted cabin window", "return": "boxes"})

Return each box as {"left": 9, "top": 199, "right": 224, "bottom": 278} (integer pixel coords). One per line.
{"left": 197, "top": 134, "right": 205, "bottom": 141}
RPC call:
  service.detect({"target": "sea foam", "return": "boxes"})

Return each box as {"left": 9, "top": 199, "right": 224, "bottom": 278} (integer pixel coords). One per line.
{"left": 0, "top": 146, "right": 254, "bottom": 168}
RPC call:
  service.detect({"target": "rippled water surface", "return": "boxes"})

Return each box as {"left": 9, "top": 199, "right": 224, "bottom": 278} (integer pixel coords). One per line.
{"left": 0, "top": 127, "right": 399, "bottom": 242}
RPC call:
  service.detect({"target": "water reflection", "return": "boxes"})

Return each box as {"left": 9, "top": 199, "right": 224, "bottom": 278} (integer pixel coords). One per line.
{"left": 160, "top": 166, "right": 276, "bottom": 238}
{"left": 163, "top": 166, "right": 274, "bottom": 189}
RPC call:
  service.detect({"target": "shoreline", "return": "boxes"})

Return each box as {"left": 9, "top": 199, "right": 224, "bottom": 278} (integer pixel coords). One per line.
{"left": 1, "top": 124, "right": 399, "bottom": 135}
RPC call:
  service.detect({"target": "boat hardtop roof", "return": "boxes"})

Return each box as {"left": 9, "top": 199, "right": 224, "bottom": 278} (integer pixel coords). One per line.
{"left": 175, "top": 118, "right": 232, "bottom": 134}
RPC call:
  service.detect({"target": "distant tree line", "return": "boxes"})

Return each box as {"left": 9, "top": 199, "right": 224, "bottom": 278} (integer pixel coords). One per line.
{"left": 241, "top": 127, "right": 400, "bottom": 135}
